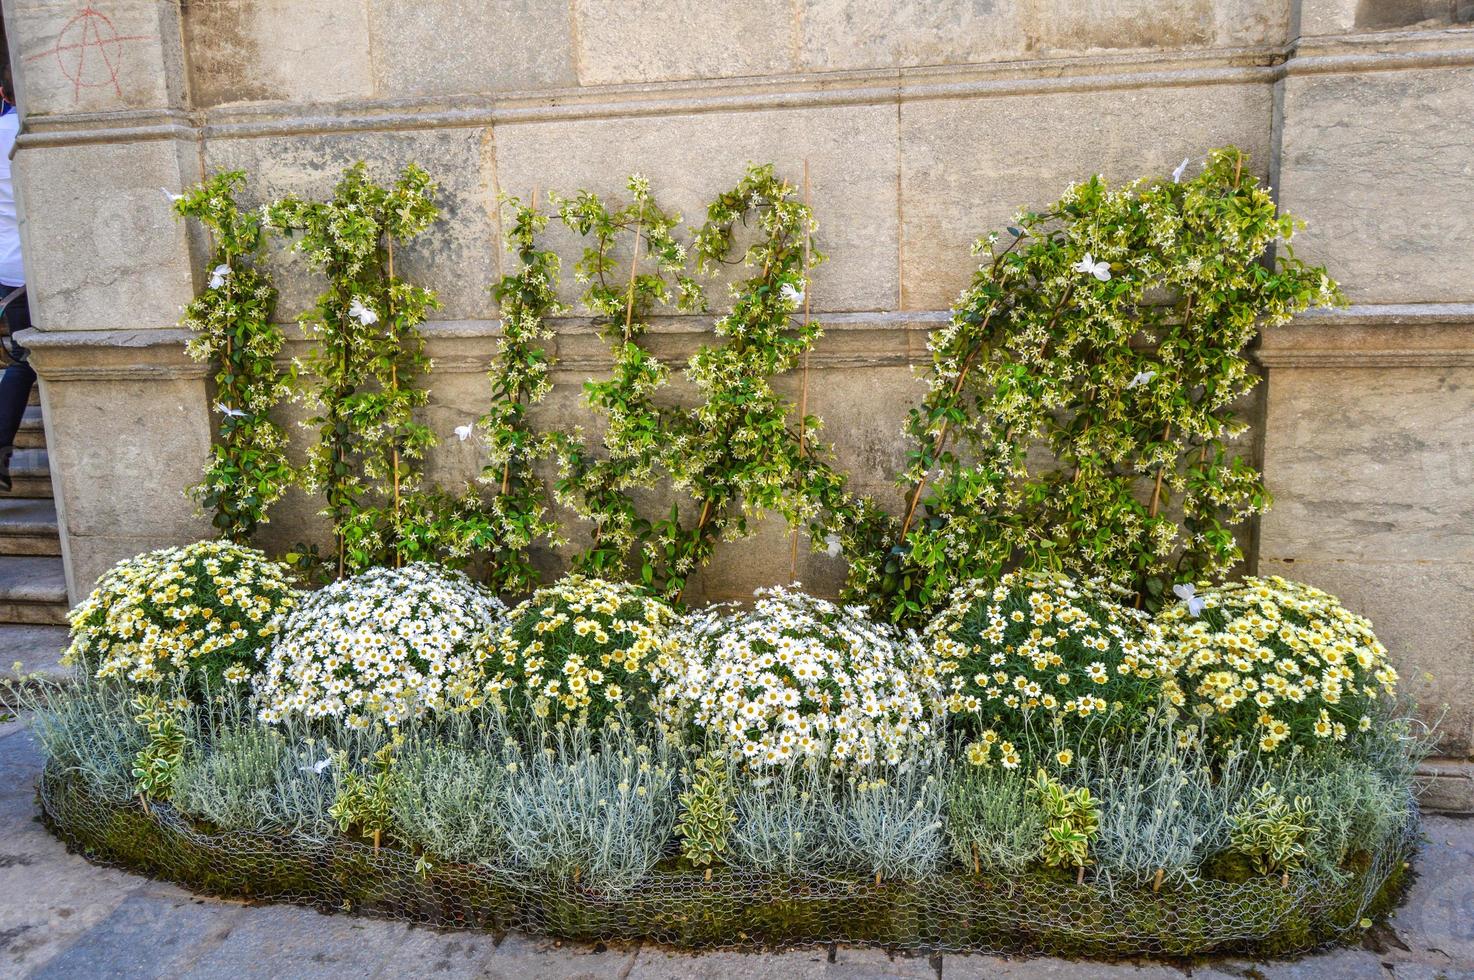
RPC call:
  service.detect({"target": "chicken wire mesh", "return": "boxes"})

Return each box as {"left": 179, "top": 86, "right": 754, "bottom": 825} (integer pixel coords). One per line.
{"left": 37, "top": 767, "right": 1416, "bottom": 959}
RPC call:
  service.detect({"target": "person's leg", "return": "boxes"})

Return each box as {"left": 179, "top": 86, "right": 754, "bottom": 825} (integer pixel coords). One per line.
{"left": 0, "top": 292, "right": 35, "bottom": 492}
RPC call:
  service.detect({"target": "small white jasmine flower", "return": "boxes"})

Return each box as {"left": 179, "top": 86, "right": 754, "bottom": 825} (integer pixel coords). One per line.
{"left": 1072, "top": 253, "right": 1111, "bottom": 282}
{"left": 348, "top": 297, "right": 379, "bottom": 326}
{"left": 1173, "top": 582, "right": 1205, "bottom": 617}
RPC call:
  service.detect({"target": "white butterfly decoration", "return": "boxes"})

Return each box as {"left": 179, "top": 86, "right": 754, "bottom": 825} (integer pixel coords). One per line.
{"left": 1172, "top": 157, "right": 1190, "bottom": 184}
{"left": 162, "top": 187, "right": 185, "bottom": 204}
{"left": 348, "top": 297, "right": 379, "bottom": 326}
{"left": 1126, "top": 369, "right": 1156, "bottom": 390}
{"left": 454, "top": 422, "right": 476, "bottom": 442}
{"left": 1073, "top": 253, "right": 1111, "bottom": 282}
{"left": 215, "top": 402, "right": 247, "bottom": 419}
{"left": 208, "top": 264, "right": 231, "bottom": 290}
{"left": 823, "top": 533, "right": 842, "bottom": 558}
{"left": 1173, "top": 582, "right": 1205, "bottom": 617}
{"left": 780, "top": 282, "right": 805, "bottom": 305}
{"left": 300, "top": 758, "right": 332, "bottom": 775}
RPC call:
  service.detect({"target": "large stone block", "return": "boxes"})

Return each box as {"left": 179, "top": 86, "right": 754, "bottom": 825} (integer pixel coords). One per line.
{"left": 573, "top": 0, "right": 797, "bottom": 85}
{"left": 25, "top": 338, "right": 215, "bottom": 600}
{"left": 203, "top": 128, "right": 500, "bottom": 321}
{"left": 1278, "top": 66, "right": 1474, "bottom": 305}
{"left": 1259, "top": 352, "right": 1474, "bottom": 755}
{"left": 365, "top": 0, "right": 578, "bottom": 98}
{"left": 899, "top": 82, "right": 1272, "bottom": 310}
{"left": 1260, "top": 364, "right": 1474, "bottom": 562}
{"left": 492, "top": 104, "right": 900, "bottom": 314}
{"left": 182, "top": 0, "right": 375, "bottom": 107}
{"left": 6, "top": 0, "right": 178, "bottom": 116}
{"left": 13, "top": 138, "right": 198, "bottom": 330}
{"left": 1301, "top": 0, "right": 1473, "bottom": 34}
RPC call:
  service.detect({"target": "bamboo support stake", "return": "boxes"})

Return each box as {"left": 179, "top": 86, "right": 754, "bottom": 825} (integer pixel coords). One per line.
{"left": 1153, "top": 867, "right": 1164, "bottom": 893}
{"left": 373, "top": 828, "right": 382, "bottom": 854}
{"left": 501, "top": 187, "right": 539, "bottom": 498}
{"left": 623, "top": 214, "right": 643, "bottom": 344}
{"left": 386, "top": 233, "right": 403, "bottom": 568}
{"left": 790, "top": 159, "right": 813, "bottom": 581}
{"left": 1076, "top": 866, "right": 1085, "bottom": 885}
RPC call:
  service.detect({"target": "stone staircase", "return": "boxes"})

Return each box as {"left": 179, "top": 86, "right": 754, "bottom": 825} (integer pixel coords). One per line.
{"left": 0, "top": 386, "right": 72, "bottom": 688}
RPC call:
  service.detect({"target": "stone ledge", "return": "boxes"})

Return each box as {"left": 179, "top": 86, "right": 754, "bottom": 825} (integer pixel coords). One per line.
{"left": 22, "top": 304, "right": 1474, "bottom": 377}
{"left": 14, "top": 328, "right": 208, "bottom": 382}
{"left": 1417, "top": 757, "right": 1474, "bottom": 813}
{"left": 1255, "top": 303, "right": 1474, "bottom": 367}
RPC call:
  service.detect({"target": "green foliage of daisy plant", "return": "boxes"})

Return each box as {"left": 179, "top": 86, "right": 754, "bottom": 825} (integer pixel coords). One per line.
{"left": 486, "top": 575, "right": 682, "bottom": 727}
{"left": 928, "top": 571, "right": 1174, "bottom": 764}
{"left": 1157, "top": 576, "right": 1399, "bottom": 755}
{"left": 64, "top": 540, "right": 301, "bottom": 697}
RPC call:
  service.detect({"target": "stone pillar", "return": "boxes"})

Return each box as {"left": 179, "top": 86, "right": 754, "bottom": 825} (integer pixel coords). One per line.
{"left": 3, "top": 0, "right": 212, "bottom": 602}
{"left": 1264, "top": 23, "right": 1474, "bottom": 808}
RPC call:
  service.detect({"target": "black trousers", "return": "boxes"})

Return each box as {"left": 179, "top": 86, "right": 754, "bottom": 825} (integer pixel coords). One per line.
{"left": 0, "top": 292, "right": 35, "bottom": 450}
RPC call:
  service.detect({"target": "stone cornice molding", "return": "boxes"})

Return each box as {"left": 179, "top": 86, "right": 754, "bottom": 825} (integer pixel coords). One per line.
{"left": 16, "top": 28, "right": 1474, "bottom": 150}
{"left": 16, "top": 327, "right": 209, "bottom": 381}
{"left": 21, "top": 305, "right": 1473, "bottom": 378}
{"left": 1254, "top": 303, "right": 1474, "bottom": 368}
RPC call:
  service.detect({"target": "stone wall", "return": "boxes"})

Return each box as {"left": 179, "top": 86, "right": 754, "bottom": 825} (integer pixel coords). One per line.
{"left": 3, "top": 1, "right": 1472, "bottom": 793}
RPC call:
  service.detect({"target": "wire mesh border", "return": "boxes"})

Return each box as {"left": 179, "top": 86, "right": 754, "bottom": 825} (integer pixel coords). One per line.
{"left": 37, "top": 767, "right": 1418, "bottom": 958}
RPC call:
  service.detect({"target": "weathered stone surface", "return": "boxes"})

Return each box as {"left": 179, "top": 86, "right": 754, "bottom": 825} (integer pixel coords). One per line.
{"left": 1417, "top": 757, "right": 1474, "bottom": 812}
{"left": 366, "top": 0, "right": 579, "bottom": 97}
{"left": 1259, "top": 365, "right": 1474, "bottom": 562}
{"left": 899, "top": 82, "right": 1272, "bottom": 310}
{"left": 13, "top": 139, "right": 199, "bottom": 331}
{"left": 183, "top": 0, "right": 376, "bottom": 107}
{"left": 1278, "top": 66, "right": 1474, "bottom": 306}
{"left": 573, "top": 0, "right": 797, "bottom": 86}
{"left": 493, "top": 104, "right": 900, "bottom": 314}
{"left": 5, "top": 0, "right": 179, "bottom": 116}
{"left": 203, "top": 128, "right": 500, "bottom": 322}
{"left": 21, "top": 330, "right": 214, "bottom": 601}
{"left": 1259, "top": 356, "right": 1474, "bottom": 754}
{"left": 1302, "top": 0, "right": 1474, "bottom": 34}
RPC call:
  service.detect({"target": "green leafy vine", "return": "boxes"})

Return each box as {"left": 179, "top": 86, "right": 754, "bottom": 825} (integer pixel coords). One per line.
{"left": 267, "top": 163, "right": 441, "bottom": 578}
{"left": 173, "top": 172, "right": 293, "bottom": 543}
{"left": 847, "top": 148, "right": 1343, "bottom": 624}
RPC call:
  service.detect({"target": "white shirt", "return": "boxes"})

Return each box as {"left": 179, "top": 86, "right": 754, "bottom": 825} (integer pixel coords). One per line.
{"left": 0, "top": 108, "right": 23, "bottom": 288}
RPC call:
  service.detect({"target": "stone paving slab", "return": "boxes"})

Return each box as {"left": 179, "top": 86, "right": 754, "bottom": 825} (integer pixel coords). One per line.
{"left": 2, "top": 721, "right": 1471, "bottom": 980}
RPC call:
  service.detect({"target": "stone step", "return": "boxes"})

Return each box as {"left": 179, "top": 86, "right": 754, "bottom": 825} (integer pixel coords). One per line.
{"left": 15, "top": 405, "right": 45, "bottom": 450}
{"left": 0, "top": 555, "right": 69, "bottom": 625}
{"left": 0, "top": 498, "right": 59, "bottom": 556}
{"left": 6, "top": 447, "right": 52, "bottom": 499}
{"left": 0, "top": 623, "right": 71, "bottom": 699}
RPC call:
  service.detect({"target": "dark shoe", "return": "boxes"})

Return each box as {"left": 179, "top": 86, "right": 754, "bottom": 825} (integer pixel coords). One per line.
{"left": 0, "top": 446, "right": 12, "bottom": 493}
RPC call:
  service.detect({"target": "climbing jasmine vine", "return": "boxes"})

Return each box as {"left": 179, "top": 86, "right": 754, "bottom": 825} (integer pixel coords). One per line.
{"left": 267, "top": 162, "right": 441, "bottom": 578}
{"left": 173, "top": 171, "right": 294, "bottom": 543}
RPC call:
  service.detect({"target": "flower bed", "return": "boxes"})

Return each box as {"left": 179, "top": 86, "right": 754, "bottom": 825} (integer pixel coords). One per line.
{"left": 38, "top": 765, "right": 1412, "bottom": 957}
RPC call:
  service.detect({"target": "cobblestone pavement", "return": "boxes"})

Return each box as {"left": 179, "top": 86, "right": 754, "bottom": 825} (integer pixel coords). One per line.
{"left": 2, "top": 715, "right": 1470, "bottom": 980}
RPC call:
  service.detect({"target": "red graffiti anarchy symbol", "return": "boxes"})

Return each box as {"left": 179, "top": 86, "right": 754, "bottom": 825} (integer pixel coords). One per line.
{"left": 25, "top": 5, "right": 154, "bottom": 102}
